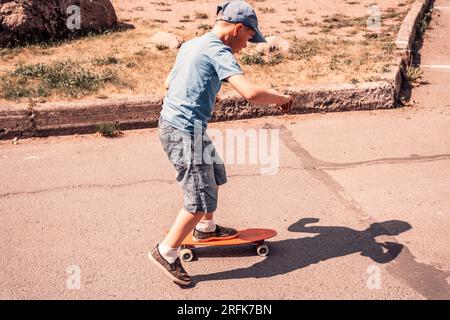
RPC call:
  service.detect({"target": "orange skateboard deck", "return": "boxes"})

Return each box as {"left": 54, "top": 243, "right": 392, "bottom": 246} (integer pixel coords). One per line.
{"left": 179, "top": 228, "right": 277, "bottom": 262}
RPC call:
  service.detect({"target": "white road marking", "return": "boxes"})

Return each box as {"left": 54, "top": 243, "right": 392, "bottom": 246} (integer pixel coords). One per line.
{"left": 23, "top": 156, "right": 40, "bottom": 160}
{"left": 421, "top": 65, "right": 450, "bottom": 69}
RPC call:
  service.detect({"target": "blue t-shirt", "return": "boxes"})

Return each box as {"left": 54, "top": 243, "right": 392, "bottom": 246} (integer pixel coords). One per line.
{"left": 160, "top": 31, "right": 244, "bottom": 133}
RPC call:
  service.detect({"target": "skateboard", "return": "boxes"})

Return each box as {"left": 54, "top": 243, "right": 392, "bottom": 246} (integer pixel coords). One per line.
{"left": 179, "top": 228, "right": 277, "bottom": 262}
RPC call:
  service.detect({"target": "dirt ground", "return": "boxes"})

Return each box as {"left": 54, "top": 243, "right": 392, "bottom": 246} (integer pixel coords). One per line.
{"left": 0, "top": 0, "right": 414, "bottom": 105}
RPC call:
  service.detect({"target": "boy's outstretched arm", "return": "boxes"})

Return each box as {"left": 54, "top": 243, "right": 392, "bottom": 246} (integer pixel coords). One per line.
{"left": 227, "top": 74, "right": 293, "bottom": 111}
{"left": 164, "top": 74, "right": 170, "bottom": 89}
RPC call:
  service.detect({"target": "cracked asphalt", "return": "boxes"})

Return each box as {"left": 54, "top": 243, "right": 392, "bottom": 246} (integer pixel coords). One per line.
{"left": 1, "top": 4, "right": 450, "bottom": 300}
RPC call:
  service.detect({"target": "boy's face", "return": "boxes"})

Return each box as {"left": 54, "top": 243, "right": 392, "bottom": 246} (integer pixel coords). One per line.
{"left": 230, "top": 23, "right": 256, "bottom": 54}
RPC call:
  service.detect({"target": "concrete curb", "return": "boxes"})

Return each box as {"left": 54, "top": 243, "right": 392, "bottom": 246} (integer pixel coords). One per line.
{"left": 0, "top": 0, "right": 434, "bottom": 140}
{"left": 392, "top": 0, "right": 434, "bottom": 96}
{"left": 396, "top": 0, "right": 432, "bottom": 54}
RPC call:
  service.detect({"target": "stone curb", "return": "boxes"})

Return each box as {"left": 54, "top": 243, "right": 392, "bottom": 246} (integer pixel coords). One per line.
{"left": 0, "top": 0, "right": 434, "bottom": 140}
{"left": 396, "top": 0, "right": 433, "bottom": 53}
{"left": 392, "top": 0, "right": 434, "bottom": 97}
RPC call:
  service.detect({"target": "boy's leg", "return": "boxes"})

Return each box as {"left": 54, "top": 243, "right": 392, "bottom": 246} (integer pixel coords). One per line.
{"left": 162, "top": 208, "right": 208, "bottom": 248}
{"left": 149, "top": 208, "right": 206, "bottom": 286}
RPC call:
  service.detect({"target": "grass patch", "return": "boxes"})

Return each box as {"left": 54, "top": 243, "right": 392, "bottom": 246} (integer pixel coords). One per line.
{"left": 95, "top": 123, "right": 123, "bottom": 138}
{"left": 241, "top": 53, "right": 266, "bottom": 65}
{"left": 405, "top": 65, "right": 423, "bottom": 86}
{"left": 321, "top": 14, "right": 368, "bottom": 29}
{"left": 126, "top": 62, "right": 138, "bottom": 68}
{"left": 288, "top": 38, "right": 324, "bottom": 61}
{"left": 241, "top": 52, "right": 284, "bottom": 66}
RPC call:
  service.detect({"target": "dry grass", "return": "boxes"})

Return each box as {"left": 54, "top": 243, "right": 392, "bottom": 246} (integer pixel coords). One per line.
{"left": 0, "top": 24, "right": 397, "bottom": 103}
{"left": 0, "top": 0, "right": 411, "bottom": 104}
{"left": 237, "top": 36, "right": 394, "bottom": 91}
{"left": 0, "top": 26, "right": 177, "bottom": 103}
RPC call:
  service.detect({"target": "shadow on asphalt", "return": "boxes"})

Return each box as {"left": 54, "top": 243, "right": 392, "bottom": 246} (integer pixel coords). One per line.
{"left": 188, "top": 218, "right": 412, "bottom": 287}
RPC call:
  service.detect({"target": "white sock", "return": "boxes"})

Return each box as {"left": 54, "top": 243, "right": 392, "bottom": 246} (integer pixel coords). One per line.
{"left": 158, "top": 242, "right": 179, "bottom": 264}
{"left": 195, "top": 220, "right": 216, "bottom": 233}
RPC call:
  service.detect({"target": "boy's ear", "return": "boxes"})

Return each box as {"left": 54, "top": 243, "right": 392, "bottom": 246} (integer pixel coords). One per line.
{"left": 233, "top": 23, "right": 244, "bottom": 36}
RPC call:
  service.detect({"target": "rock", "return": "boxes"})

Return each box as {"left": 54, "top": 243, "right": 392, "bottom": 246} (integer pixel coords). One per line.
{"left": 255, "top": 36, "right": 291, "bottom": 55}
{"left": 74, "top": 0, "right": 117, "bottom": 32}
{"left": 0, "top": 0, "right": 117, "bottom": 47}
{"left": 149, "top": 31, "right": 182, "bottom": 49}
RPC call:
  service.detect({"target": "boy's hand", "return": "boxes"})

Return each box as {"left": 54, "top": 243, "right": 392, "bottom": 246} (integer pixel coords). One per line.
{"left": 277, "top": 95, "right": 293, "bottom": 113}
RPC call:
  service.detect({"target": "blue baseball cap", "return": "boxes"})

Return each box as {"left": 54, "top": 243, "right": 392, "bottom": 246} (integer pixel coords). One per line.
{"left": 216, "top": 1, "right": 266, "bottom": 43}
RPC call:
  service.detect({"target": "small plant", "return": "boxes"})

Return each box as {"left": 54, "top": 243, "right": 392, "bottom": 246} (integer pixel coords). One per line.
{"left": 296, "top": 18, "right": 319, "bottom": 27}
{"left": 151, "top": 19, "right": 168, "bottom": 24}
{"left": 241, "top": 52, "right": 266, "bottom": 65}
{"left": 179, "top": 15, "right": 192, "bottom": 23}
{"left": 241, "top": 52, "right": 283, "bottom": 66}
{"left": 267, "top": 53, "right": 284, "bottom": 65}
{"left": 259, "top": 7, "right": 275, "bottom": 14}
{"left": 93, "top": 56, "right": 120, "bottom": 66}
{"left": 126, "top": 62, "right": 138, "bottom": 68}
{"left": 155, "top": 44, "right": 169, "bottom": 51}
{"left": 95, "top": 123, "right": 122, "bottom": 138}
{"left": 194, "top": 12, "right": 209, "bottom": 19}
{"left": 405, "top": 65, "right": 423, "bottom": 86}
{"left": 198, "top": 24, "right": 212, "bottom": 31}
{"left": 416, "top": 9, "right": 433, "bottom": 38}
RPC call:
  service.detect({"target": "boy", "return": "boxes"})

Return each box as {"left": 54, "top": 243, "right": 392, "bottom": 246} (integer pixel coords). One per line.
{"left": 149, "top": 1, "right": 293, "bottom": 286}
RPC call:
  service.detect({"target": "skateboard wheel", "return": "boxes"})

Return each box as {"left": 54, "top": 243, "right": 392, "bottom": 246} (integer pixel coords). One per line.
{"left": 180, "top": 248, "right": 193, "bottom": 262}
{"left": 256, "top": 244, "right": 269, "bottom": 257}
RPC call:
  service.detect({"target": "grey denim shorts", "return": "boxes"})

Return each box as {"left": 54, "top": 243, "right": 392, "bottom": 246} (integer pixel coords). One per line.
{"left": 158, "top": 117, "right": 227, "bottom": 213}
